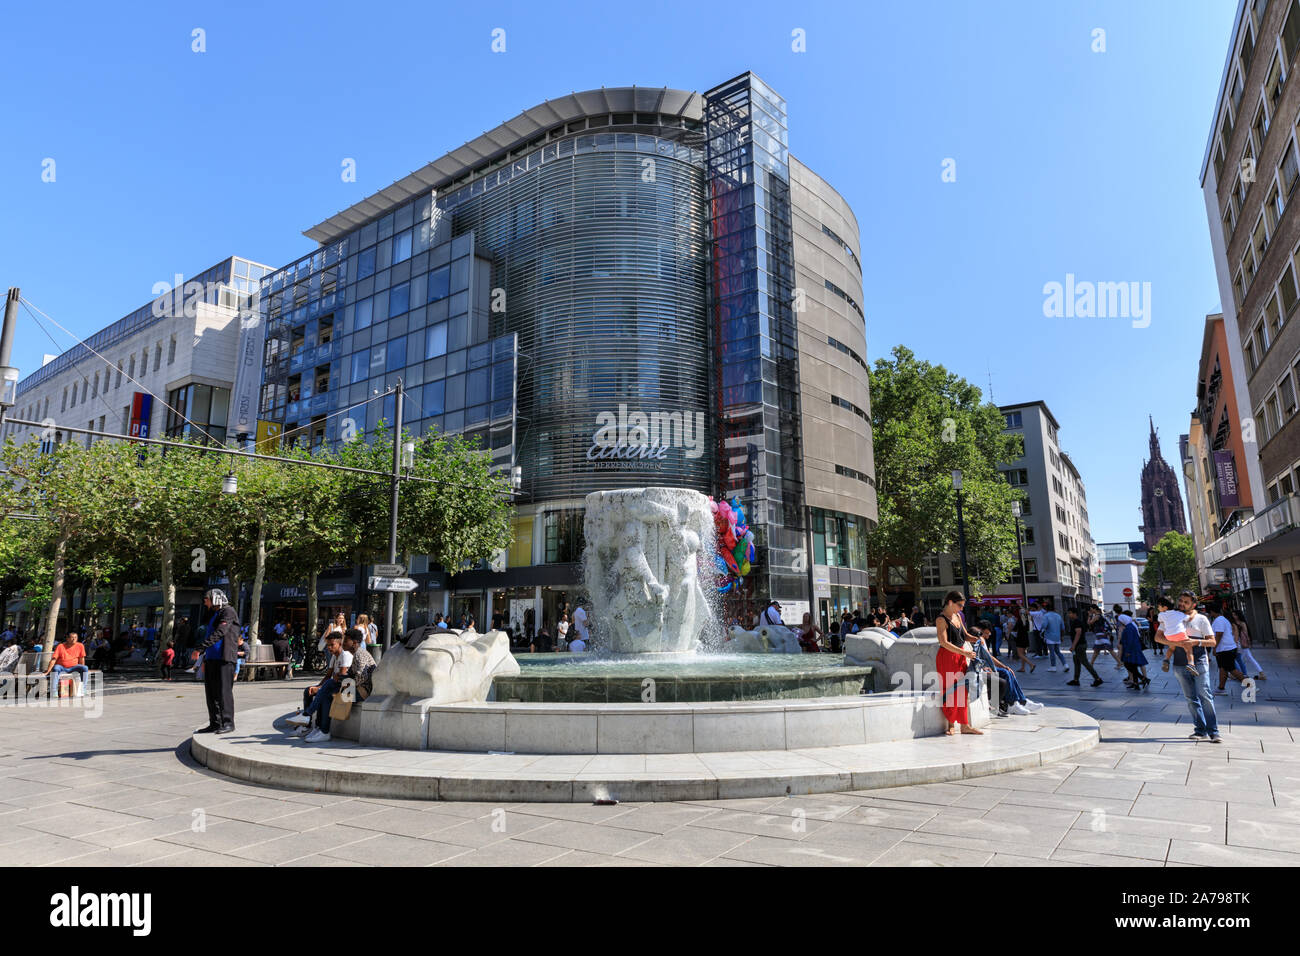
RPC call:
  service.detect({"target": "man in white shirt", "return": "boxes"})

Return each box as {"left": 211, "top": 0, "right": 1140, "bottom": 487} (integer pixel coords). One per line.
{"left": 1210, "top": 603, "right": 1245, "bottom": 695}
{"left": 288, "top": 633, "right": 353, "bottom": 742}
{"left": 1028, "top": 604, "right": 1045, "bottom": 657}
{"left": 572, "top": 605, "right": 589, "bottom": 644}
{"left": 1158, "top": 591, "right": 1221, "bottom": 743}
{"left": 761, "top": 601, "right": 784, "bottom": 627}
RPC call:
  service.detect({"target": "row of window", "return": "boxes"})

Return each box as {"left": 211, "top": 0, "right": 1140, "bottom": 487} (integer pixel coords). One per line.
{"left": 819, "top": 223, "right": 861, "bottom": 275}
{"left": 835, "top": 463, "right": 874, "bottom": 486}
{"left": 57, "top": 336, "right": 177, "bottom": 415}
{"left": 829, "top": 394, "right": 869, "bottom": 423}
{"left": 1252, "top": 343, "right": 1300, "bottom": 445}
{"left": 826, "top": 335, "right": 869, "bottom": 374}
{"left": 822, "top": 278, "right": 865, "bottom": 325}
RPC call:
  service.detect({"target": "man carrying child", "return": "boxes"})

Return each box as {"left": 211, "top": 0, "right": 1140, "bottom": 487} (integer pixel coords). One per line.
{"left": 1154, "top": 591, "right": 1221, "bottom": 744}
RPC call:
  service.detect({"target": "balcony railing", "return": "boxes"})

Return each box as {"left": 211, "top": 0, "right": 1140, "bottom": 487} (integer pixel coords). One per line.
{"left": 1203, "top": 494, "right": 1300, "bottom": 566}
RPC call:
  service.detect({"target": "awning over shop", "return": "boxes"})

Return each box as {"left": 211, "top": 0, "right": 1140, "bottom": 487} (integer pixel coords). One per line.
{"left": 1204, "top": 495, "right": 1300, "bottom": 568}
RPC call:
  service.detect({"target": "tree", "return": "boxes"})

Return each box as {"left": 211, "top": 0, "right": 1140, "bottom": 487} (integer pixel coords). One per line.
{"left": 1139, "top": 531, "right": 1198, "bottom": 601}
{"left": 335, "top": 424, "right": 514, "bottom": 635}
{"left": 865, "top": 346, "right": 1025, "bottom": 600}
{"left": 0, "top": 436, "right": 143, "bottom": 646}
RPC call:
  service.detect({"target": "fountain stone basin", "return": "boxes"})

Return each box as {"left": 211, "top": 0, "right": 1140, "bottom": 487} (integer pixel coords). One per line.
{"left": 493, "top": 652, "right": 873, "bottom": 703}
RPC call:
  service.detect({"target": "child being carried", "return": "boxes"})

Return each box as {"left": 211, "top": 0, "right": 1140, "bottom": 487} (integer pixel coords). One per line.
{"left": 1155, "top": 595, "right": 1197, "bottom": 675}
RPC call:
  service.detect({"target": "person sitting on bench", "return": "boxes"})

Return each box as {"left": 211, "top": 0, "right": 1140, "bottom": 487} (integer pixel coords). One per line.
{"left": 45, "top": 630, "right": 89, "bottom": 696}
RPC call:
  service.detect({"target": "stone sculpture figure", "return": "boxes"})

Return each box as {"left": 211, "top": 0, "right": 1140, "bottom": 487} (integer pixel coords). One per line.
{"left": 584, "top": 488, "right": 716, "bottom": 654}
{"left": 369, "top": 627, "right": 520, "bottom": 705}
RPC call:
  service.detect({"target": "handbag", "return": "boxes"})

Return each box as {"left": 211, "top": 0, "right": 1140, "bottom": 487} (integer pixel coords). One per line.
{"left": 328, "top": 692, "right": 353, "bottom": 721}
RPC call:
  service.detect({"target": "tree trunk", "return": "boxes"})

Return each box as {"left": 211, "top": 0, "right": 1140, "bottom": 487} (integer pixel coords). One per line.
{"left": 249, "top": 524, "right": 266, "bottom": 645}
{"left": 43, "top": 531, "right": 69, "bottom": 648}
{"left": 112, "top": 579, "right": 124, "bottom": 639}
{"left": 393, "top": 552, "right": 413, "bottom": 636}
{"left": 160, "top": 538, "right": 176, "bottom": 650}
{"left": 306, "top": 569, "right": 318, "bottom": 648}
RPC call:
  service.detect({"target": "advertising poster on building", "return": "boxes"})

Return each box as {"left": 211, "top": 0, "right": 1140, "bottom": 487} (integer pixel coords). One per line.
{"left": 1213, "top": 449, "right": 1240, "bottom": 510}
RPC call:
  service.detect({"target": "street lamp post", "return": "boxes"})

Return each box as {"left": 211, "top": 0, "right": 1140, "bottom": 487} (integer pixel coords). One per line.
{"left": 953, "top": 469, "right": 971, "bottom": 603}
{"left": 384, "top": 380, "right": 404, "bottom": 651}
{"left": 1011, "top": 499, "right": 1029, "bottom": 612}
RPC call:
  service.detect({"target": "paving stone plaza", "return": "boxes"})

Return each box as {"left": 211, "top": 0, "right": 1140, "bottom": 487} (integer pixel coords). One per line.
{"left": 2, "top": 650, "right": 1298, "bottom": 867}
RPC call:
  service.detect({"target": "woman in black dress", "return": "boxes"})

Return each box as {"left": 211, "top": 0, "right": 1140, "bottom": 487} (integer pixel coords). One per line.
{"left": 1012, "top": 606, "right": 1034, "bottom": 674}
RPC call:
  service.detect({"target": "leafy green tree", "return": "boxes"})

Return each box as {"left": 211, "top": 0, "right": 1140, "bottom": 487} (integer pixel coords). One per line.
{"left": 1139, "top": 531, "right": 1198, "bottom": 601}
{"left": 0, "top": 436, "right": 142, "bottom": 645}
{"left": 865, "top": 346, "right": 1025, "bottom": 600}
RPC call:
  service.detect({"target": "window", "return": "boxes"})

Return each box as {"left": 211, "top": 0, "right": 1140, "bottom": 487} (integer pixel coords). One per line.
{"left": 389, "top": 281, "right": 410, "bottom": 318}
{"left": 1223, "top": 205, "right": 1235, "bottom": 244}
{"left": 128, "top": 355, "right": 135, "bottom": 380}
{"left": 1004, "top": 468, "right": 1028, "bottom": 486}
{"left": 1283, "top": 141, "right": 1300, "bottom": 195}
{"left": 165, "top": 384, "right": 229, "bottom": 445}
{"left": 392, "top": 229, "right": 412, "bottom": 264}
{"left": 60, "top": 387, "right": 67, "bottom": 412}
{"left": 115, "top": 361, "right": 122, "bottom": 389}
{"left": 357, "top": 247, "right": 376, "bottom": 280}
{"left": 1231, "top": 69, "right": 1245, "bottom": 114}
{"left": 1256, "top": 320, "right": 1270, "bottom": 358}
{"left": 1052, "top": 476, "right": 1064, "bottom": 496}
{"left": 1282, "top": 262, "right": 1300, "bottom": 314}
{"left": 922, "top": 555, "right": 940, "bottom": 587}
{"left": 1254, "top": 215, "right": 1270, "bottom": 264}
{"left": 1268, "top": 293, "right": 1283, "bottom": 340}
{"left": 1270, "top": 183, "right": 1284, "bottom": 228}
{"left": 1283, "top": 375, "right": 1298, "bottom": 418}
{"left": 355, "top": 297, "right": 373, "bottom": 330}
{"left": 1059, "top": 532, "right": 1070, "bottom": 551}
{"left": 1023, "top": 559, "right": 1039, "bottom": 583}
{"left": 1019, "top": 498, "right": 1032, "bottom": 516}
{"left": 155, "top": 343, "right": 162, "bottom": 371}
{"left": 168, "top": 336, "right": 177, "bottom": 364}
{"left": 427, "top": 266, "right": 452, "bottom": 302}
{"left": 1285, "top": 0, "right": 1300, "bottom": 62}
{"left": 1022, "top": 526, "right": 1035, "bottom": 546}
{"left": 1267, "top": 55, "right": 1284, "bottom": 113}
{"left": 950, "top": 562, "right": 964, "bottom": 585}
{"left": 350, "top": 351, "right": 369, "bottom": 384}
{"left": 426, "top": 322, "right": 448, "bottom": 358}
{"left": 1003, "top": 411, "right": 1022, "bottom": 429}
{"left": 544, "top": 510, "right": 585, "bottom": 563}
{"left": 1055, "top": 504, "right": 1068, "bottom": 524}
{"left": 1268, "top": 394, "right": 1281, "bottom": 438}
{"left": 1241, "top": 22, "right": 1256, "bottom": 74}
{"left": 1247, "top": 338, "right": 1258, "bottom": 372}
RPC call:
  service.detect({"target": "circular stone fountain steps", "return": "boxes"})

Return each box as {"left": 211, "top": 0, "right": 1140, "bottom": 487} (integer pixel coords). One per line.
{"left": 191, "top": 703, "right": 1099, "bottom": 803}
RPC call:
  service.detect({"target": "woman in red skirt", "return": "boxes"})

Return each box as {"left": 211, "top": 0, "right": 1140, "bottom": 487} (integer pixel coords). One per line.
{"left": 934, "top": 590, "right": 983, "bottom": 736}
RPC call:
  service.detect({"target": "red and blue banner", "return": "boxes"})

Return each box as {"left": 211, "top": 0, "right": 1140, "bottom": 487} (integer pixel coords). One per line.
{"left": 129, "top": 392, "right": 152, "bottom": 439}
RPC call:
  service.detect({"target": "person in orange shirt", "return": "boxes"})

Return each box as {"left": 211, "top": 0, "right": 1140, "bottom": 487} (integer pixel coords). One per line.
{"left": 45, "top": 629, "right": 89, "bottom": 697}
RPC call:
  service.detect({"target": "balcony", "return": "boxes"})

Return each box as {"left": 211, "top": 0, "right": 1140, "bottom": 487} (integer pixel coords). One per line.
{"left": 1203, "top": 495, "right": 1300, "bottom": 567}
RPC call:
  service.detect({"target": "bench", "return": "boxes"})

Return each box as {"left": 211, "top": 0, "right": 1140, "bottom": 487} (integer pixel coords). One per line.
{"left": 237, "top": 644, "right": 293, "bottom": 681}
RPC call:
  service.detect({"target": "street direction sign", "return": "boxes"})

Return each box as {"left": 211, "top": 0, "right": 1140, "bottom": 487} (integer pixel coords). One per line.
{"left": 369, "top": 576, "right": 418, "bottom": 592}
{"left": 373, "top": 563, "right": 406, "bottom": 577}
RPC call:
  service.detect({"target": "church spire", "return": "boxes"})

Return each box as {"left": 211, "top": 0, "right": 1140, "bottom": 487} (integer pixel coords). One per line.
{"left": 1148, "top": 415, "right": 1161, "bottom": 462}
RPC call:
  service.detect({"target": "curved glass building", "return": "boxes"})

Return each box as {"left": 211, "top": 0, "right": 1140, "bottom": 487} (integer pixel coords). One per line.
{"left": 243, "top": 72, "right": 877, "bottom": 633}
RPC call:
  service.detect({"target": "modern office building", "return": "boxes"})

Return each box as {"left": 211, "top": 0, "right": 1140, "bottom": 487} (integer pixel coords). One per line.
{"left": 905, "top": 401, "right": 1099, "bottom": 614}
{"left": 1200, "top": 0, "right": 1300, "bottom": 645}
{"left": 1099, "top": 541, "right": 1146, "bottom": 613}
{"left": 234, "top": 73, "right": 876, "bottom": 633}
{"left": 3, "top": 255, "right": 274, "bottom": 629}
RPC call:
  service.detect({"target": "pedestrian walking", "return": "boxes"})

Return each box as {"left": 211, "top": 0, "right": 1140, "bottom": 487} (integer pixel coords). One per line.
{"left": 1040, "top": 598, "right": 1067, "bottom": 671}
{"left": 1011, "top": 606, "right": 1035, "bottom": 673}
{"left": 1115, "top": 604, "right": 1149, "bottom": 689}
{"left": 197, "top": 589, "right": 240, "bottom": 736}
{"left": 1064, "top": 603, "right": 1102, "bottom": 687}
{"left": 1230, "top": 608, "right": 1266, "bottom": 680}
{"left": 1029, "top": 602, "right": 1046, "bottom": 657}
{"left": 1086, "top": 605, "right": 1124, "bottom": 672}
{"left": 1156, "top": 591, "right": 1221, "bottom": 743}
{"left": 1210, "top": 602, "right": 1246, "bottom": 696}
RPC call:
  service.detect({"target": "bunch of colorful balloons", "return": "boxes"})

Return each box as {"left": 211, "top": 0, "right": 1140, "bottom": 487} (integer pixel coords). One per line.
{"left": 711, "top": 496, "right": 756, "bottom": 593}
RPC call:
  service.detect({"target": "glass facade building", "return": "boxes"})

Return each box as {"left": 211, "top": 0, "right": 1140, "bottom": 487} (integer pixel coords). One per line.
{"left": 238, "top": 73, "right": 876, "bottom": 627}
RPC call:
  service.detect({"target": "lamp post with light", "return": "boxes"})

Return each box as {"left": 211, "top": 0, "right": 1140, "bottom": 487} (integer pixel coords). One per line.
{"left": 1011, "top": 499, "right": 1029, "bottom": 612}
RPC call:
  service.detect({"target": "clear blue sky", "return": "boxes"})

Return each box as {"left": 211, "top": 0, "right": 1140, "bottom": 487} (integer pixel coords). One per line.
{"left": 0, "top": 0, "right": 1235, "bottom": 541}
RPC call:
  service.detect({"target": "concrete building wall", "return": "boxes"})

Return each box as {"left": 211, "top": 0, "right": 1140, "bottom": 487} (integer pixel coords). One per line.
{"left": 790, "top": 156, "right": 877, "bottom": 524}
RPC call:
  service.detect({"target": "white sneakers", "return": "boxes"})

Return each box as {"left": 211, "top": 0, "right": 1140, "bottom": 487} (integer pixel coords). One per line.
{"left": 286, "top": 712, "right": 311, "bottom": 727}
{"left": 1008, "top": 702, "right": 1031, "bottom": 715}
{"left": 1047, "top": 666, "right": 1057, "bottom": 672}
{"left": 305, "top": 728, "right": 331, "bottom": 743}
{"left": 1026, "top": 700, "right": 1045, "bottom": 712}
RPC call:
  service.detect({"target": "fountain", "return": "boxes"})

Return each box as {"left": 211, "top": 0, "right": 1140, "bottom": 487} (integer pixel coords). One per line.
{"left": 190, "top": 486, "right": 1100, "bottom": 803}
